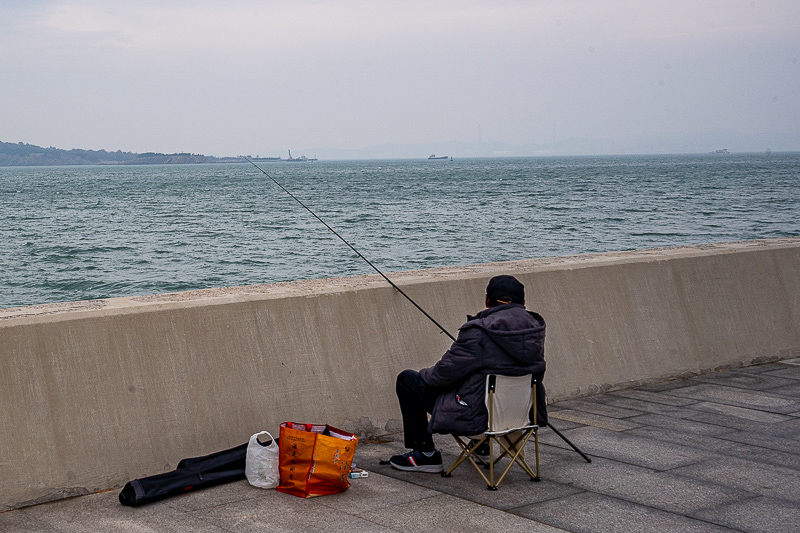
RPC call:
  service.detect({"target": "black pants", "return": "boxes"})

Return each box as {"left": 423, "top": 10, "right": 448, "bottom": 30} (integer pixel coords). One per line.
{"left": 395, "top": 369, "right": 447, "bottom": 452}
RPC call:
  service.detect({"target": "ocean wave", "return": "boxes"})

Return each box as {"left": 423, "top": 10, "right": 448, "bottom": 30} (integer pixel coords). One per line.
{"left": 2, "top": 154, "right": 798, "bottom": 308}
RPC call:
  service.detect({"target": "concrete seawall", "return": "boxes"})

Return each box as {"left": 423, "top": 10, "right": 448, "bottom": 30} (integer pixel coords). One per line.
{"left": 2, "top": 238, "right": 798, "bottom": 509}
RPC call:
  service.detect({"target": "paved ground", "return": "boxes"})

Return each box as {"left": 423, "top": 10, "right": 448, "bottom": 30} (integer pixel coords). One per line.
{"left": 3, "top": 359, "right": 800, "bottom": 532}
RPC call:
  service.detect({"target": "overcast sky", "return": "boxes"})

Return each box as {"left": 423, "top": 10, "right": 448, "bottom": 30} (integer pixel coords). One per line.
{"left": 1, "top": 0, "right": 798, "bottom": 156}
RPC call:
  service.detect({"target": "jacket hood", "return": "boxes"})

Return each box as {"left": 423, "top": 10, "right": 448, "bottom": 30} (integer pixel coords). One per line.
{"left": 463, "top": 304, "right": 546, "bottom": 365}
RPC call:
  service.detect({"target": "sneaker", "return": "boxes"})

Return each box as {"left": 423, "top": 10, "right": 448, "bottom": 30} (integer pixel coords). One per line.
{"left": 469, "top": 439, "right": 491, "bottom": 463}
{"left": 389, "top": 450, "right": 443, "bottom": 473}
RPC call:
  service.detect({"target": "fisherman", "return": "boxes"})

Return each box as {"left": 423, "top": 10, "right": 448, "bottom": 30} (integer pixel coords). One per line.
{"left": 390, "top": 274, "right": 547, "bottom": 472}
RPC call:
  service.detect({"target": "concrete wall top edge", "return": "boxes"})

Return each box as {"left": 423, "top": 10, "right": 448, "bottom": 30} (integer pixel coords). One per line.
{"left": 2, "top": 237, "right": 798, "bottom": 325}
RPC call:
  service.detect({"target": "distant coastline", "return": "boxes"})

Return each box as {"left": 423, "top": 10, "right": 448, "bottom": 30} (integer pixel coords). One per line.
{"left": 4, "top": 137, "right": 797, "bottom": 166}
{"left": 0, "top": 141, "right": 247, "bottom": 167}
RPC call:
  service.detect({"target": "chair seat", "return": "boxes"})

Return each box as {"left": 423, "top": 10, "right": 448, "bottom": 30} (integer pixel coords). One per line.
{"left": 485, "top": 423, "right": 538, "bottom": 437}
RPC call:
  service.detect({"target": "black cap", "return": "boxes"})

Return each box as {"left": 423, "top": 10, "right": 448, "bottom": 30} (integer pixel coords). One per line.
{"left": 486, "top": 275, "right": 525, "bottom": 305}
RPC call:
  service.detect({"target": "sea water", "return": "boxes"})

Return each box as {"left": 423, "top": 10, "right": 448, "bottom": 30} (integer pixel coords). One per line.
{"left": 1, "top": 153, "right": 798, "bottom": 309}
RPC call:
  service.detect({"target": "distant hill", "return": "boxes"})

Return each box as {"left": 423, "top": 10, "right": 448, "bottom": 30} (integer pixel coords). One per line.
{"left": 0, "top": 141, "right": 229, "bottom": 166}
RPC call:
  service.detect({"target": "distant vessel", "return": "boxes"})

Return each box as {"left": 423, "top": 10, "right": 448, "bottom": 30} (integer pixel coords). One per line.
{"left": 250, "top": 156, "right": 281, "bottom": 162}
{"left": 428, "top": 154, "right": 451, "bottom": 160}
{"left": 287, "top": 150, "right": 317, "bottom": 162}
{"left": 711, "top": 149, "right": 730, "bottom": 154}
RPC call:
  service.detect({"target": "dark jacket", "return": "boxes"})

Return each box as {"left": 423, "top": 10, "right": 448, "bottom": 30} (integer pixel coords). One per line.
{"left": 420, "top": 303, "right": 547, "bottom": 436}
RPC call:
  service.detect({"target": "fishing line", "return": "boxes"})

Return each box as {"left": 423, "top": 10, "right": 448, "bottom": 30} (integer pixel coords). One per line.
{"left": 243, "top": 156, "right": 456, "bottom": 341}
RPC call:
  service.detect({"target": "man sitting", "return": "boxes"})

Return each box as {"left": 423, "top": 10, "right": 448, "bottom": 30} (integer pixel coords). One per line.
{"left": 390, "top": 275, "right": 547, "bottom": 472}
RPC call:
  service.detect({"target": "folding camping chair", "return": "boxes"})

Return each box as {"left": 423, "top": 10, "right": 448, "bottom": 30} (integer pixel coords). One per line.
{"left": 443, "top": 374, "right": 540, "bottom": 490}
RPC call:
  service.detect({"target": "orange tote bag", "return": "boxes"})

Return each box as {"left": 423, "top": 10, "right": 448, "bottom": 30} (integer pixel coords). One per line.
{"left": 276, "top": 422, "right": 359, "bottom": 498}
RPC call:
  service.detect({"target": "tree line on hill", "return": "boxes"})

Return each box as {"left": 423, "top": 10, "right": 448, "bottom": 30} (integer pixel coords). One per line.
{"left": 0, "top": 141, "right": 237, "bottom": 166}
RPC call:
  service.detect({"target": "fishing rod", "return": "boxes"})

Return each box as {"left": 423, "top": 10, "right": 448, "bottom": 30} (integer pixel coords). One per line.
{"left": 243, "top": 156, "right": 457, "bottom": 342}
{"left": 244, "top": 157, "right": 591, "bottom": 462}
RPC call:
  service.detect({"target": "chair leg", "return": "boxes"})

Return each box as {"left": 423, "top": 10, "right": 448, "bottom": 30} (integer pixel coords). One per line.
{"left": 488, "top": 437, "right": 495, "bottom": 488}
{"left": 443, "top": 436, "right": 472, "bottom": 476}
{"left": 497, "top": 430, "right": 538, "bottom": 481}
{"left": 489, "top": 430, "right": 538, "bottom": 488}
{"left": 445, "top": 436, "right": 495, "bottom": 488}
{"left": 533, "top": 427, "right": 541, "bottom": 481}
{"left": 445, "top": 430, "right": 541, "bottom": 489}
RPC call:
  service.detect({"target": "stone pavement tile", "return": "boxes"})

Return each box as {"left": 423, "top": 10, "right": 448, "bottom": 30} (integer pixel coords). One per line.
{"left": 514, "top": 491, "right": 736, "bottom": 533}
{"left": 351, "top": 438, "right": 425, "bottom": 469}
{"left": 380, "top": 466, "right": 584, "bottom": 512}
{"left": 718, "top": 428, "right": 800, "bottom": 455}
{"left": 547, "top": 409, "right": 642, "bottom": 432}
{"left": 547, "top": 398, "right": 644, "bottom": 419}
{"left": 679, "top": 407, "right": 789, "bottom": 432}
{"left": 599, "top": 395, "right": 699, "bottom": 417}
{"left": 623, "top": 413, "right": 738, "bottom": 438}
{"left": 192, "top": 492, "right": 399, "bottom": 533}
{"left": 764, "top": 382, "right": 800, "bottom": 401}
{"left": 6, "top": 471, "right": 442, "bottom": 533}
{"left": 538, "top": 428, "right": 591, "bottom": 450}
{"left": 688, "top": 371, "right": 799, "bottom": 391}
{"left": 761, "top": 417, "right": 800, "bottom": 440}
{"left": 761, "top": 365, "right": 800, "bottom": 380}
{"left": 545, "top": 455, "right": 752, "bottom": 515}
{"left": 533, "top": 429, "right": 603, "bottom": 467}
{"left": 609, "top": 388, "right": 699, "bottom": 407}
{"left": 539, "top": 418, "right": 600, "bottom": 461}
{"left": 540, "top": 411, "right": 584, "bottom": 431}
{"left": 693, "top": 402, "right": 794, "bottom": 425}
{"left": 733, "top": 363, "right": 789, "bottom": 374}
{"left": 356, "top": 436, "right": 588, "bottom": 511}
{"left": 306, "top": 470, "right": 440, "bottom": 515}
{"left": 160, "top": 479, "right": 262, "bottom": 512}
{"left": 527, "top": 431, "right": 599, "bottom": 469}
{"left": 0, "top": 510, "right": 59, "bottom": 532}
{"left": 371, "top": 450, "right": 584, "bottom": 511}
{"left": 608, "top": 397, "right": 692, "bottom": 418}
{"left": 626, "top": 426, "right": 800, "bottom": 472}
{"left": 550, "top": 426, "right": 715, "bottom": 471}
{"left": 691, "top": 402, "right": 794, "bottom": 424}
{"left": 671, "top": 457, "right": 800, "bottom": 503}
{"left": 636, "top": 379, "right": 702, "bottom": 393}
{"left": 360, "top": 493, "right": 567, "bottom": 533}
{"left": 691, "top": 496, "right": 800, "bottom": 533}
{"left": 667, "top": 384, "right": 800, "bottom": 414}
{"left": 157, "top": 469, "right": 439, "bottom": 522}
{"left": 16, "top": 490, "right": 226, "bottom": 533}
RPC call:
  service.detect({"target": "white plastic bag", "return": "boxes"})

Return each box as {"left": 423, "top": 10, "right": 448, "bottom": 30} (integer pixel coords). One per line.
{"left": 245, "top": 431, "right": 279, "bottom": 489}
